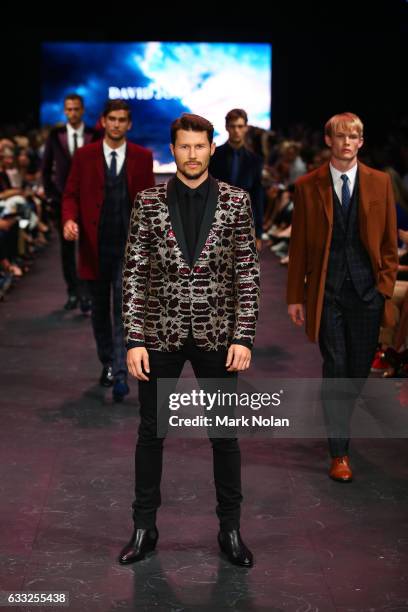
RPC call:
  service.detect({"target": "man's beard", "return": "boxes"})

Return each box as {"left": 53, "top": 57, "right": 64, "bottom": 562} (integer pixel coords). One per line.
{"left": 178, "top": 162, "right": 207, "bottom": 181}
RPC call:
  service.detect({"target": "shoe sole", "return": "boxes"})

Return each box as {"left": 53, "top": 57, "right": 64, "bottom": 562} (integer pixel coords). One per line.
{"left": 118, "top": 549, "right": 156, "bottom": 564}
{"left": 218, "top": 548, "right": 254, "bottom": 568}
{"left": 113, "top": 392, "right": 129, "bottom": 402}
{"left": 218, "top": 541, "right": 254, "bottom": 568}
{"left": 329, "top": 475, "right": 353, "bottom": 483}
{"left": 118, "top": 542, "right": 157, "bottom": 565}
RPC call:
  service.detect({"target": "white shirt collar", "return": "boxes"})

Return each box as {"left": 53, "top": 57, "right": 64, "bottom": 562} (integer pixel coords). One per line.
{"left": 329, "top": 161, "right": 358, "bottom": 184}
{"left": 66, "top": 122, "right": 84, "bottom": 136}
{"left": 103, "top": 140, "right": 127, "bottom": 157}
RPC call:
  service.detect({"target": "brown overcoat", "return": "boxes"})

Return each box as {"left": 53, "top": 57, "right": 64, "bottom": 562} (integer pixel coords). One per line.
{"left": 287, "top": 161, "right": 398, "bottom": 342}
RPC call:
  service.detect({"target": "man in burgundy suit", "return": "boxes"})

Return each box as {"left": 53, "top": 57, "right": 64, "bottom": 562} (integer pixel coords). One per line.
{"left": 62, "top": 100, "right": 155, "bottom": 400}
{"left": 42, "top": 93, "right": 97, "bottom": 311}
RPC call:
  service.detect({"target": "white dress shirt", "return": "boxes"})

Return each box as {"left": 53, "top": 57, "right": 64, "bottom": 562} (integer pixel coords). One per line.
{"left": 103, "top": 141, "right": 126, "bottom": 176}
{"left": 330, "top": 162, "right": 358, "bottom": 206}
{"left": 66, "top": 122, "right": 85, "bottom": 155}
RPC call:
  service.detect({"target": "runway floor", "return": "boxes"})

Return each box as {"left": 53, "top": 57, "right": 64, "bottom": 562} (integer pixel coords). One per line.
{"left": 1, "top": 239, "right": 408, "bottom": 611}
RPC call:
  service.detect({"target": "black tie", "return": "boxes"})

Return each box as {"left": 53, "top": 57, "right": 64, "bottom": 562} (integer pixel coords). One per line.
{"left": 73, "top": 132, "right": 78, "bottom": 154}
{"left": 109, "top": 151, "right": 117, "bottom": 178}
{"left": 341, "top": 174, "right": 351, "bottom": 213}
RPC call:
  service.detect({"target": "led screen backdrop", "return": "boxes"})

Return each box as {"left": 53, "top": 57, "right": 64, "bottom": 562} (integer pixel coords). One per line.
{"left": 41, "top": 42, "right": 272, "bottom": 172}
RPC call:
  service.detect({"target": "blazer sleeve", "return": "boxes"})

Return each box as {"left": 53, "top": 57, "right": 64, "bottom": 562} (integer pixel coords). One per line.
{"left": 122, "top": 193, "right": 150, "bottom": 345}
{"left": 378, "top": 174, "right": 398, "bottom": 298}
{"left": 61, "top": 150, "right": 81, "bottom": 227}
{"left": 233, "top": 192, "right": 260, "bottom": 346}
{"left": 286, "top": 182, "right": 307, "bottom": 304}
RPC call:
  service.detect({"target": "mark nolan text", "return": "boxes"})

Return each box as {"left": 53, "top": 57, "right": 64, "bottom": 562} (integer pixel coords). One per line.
{"left": 216, "top": 415, "right": 290, "bottom": 427}
{"left": 169, "top": 415, "right": 290, "bottom": 427}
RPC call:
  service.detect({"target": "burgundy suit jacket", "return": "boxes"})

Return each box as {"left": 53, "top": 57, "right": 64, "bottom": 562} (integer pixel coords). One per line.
{"left": 62, "top": 140, "right": 155, "bottom": 280}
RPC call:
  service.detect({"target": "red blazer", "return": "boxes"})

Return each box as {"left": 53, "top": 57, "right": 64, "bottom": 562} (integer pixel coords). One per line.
{"left": 62, "top": 140, "right": 155, "bottom": 280}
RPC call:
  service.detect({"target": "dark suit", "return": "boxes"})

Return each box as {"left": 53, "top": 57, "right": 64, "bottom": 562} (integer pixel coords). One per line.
{"left": 42, "top": 125, "right": 97, "bottom": 297}
{"left": 209, "top": 142, "right": 264, "bottom": 238}
{"left": 123, "top": 176, "right": 260, "bottom": 529}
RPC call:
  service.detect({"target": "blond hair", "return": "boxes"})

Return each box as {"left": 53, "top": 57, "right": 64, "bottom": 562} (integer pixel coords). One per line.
{"left": 324, "top": 112, "right": 364, "bottom": 138}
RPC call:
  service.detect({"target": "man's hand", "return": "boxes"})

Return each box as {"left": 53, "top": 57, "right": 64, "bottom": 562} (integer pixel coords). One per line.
{"left": 288, "top": 303, "right": 304, "bottom": 326}
{"left": 127, "top": 347, "right": 150, "bottom": 381}
{"left": 256, "top": 238, "right": 263, "bottom": 252}
{"left": 398, "top": 228, "right": 408, "bottom": 245}
{"left": 0, "top": 218, "right": 17, "bottom": 231}
{"left": 63, "top": 220, "right": 79, "bottom": 241}
{"left": 226, "top": 344, "right": 251, "bottom": 372}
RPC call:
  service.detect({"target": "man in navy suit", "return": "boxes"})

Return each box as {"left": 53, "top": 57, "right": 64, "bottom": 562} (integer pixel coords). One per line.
{"left": 42, "top": 93, "right": 97, "bottom": 311}
{"left": 209, "top": 108, "right": 264, "bottom": 250}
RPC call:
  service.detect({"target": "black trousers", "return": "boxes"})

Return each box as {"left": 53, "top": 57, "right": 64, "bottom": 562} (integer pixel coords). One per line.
{"left": 132, "top": 335, "right": 242, "bottom": 531}
{"left": 87, "top": 258, "right": 126, "bottom": 380}
{"left": 54, "top": 201, "right": 78, "bottom": 297}
{"left": 319, "top": 279, "right": 384, "bottom": 457}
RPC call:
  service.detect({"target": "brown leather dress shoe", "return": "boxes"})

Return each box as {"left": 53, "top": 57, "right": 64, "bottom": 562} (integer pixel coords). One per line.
{"left": 329, "top": 456, "right": 353, "bottom": 482}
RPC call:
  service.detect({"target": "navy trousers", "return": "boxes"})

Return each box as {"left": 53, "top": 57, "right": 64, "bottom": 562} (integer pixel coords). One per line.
{"left": 87, "top": 258, "right": 127, "bottom": 380}
{"left": 319, "top": 279, "right": 384, "bottom": 457}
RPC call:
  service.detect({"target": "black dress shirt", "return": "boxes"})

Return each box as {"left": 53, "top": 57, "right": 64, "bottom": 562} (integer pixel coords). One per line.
{"left": 175, "top": 176, "right": 209, "bottom": 266}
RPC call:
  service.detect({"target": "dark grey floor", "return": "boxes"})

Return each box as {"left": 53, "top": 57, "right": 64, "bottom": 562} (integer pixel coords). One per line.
{"left": 1, "top": 241, "right": 408, "bottom": 611}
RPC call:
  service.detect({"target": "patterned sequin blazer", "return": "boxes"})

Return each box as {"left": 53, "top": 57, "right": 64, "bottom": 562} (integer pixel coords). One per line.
{"left": 122, "top": 176, "right": 260, "bottom": 352}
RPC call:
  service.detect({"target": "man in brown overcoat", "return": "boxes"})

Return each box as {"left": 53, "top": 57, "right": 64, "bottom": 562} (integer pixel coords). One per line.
{"left": 287, "top": 112, "right": 398, "bottom": 481}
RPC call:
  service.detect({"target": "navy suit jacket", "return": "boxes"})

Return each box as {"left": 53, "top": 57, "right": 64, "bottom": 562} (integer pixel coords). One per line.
{"left": 209, "top": 142, "right": 264, "bottom": 237}
{"left": 42, "top": 125, "right": 97, "bottom": 202}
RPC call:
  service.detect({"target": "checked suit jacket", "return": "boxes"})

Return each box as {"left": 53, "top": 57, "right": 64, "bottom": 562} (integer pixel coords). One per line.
{"left": 122, "top": 176, "right": 260, "bottom": 352}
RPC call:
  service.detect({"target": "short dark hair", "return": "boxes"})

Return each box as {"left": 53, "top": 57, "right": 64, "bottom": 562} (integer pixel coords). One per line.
{"left": 170, "top": 113, "right": 214, "bottom": 145}
{"left": 225, "top": 108, "right": 248, "bottom": 125}
{"left": 102, "top": 99, "right": 132, "bottom": 120}
{"left": 64, "top": 93, "right": 84, "bottom": 107}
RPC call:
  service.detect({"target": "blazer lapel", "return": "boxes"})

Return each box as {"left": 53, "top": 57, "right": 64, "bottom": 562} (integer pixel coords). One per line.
{"left": 192, "top": 176, "right": 219, "bottom": 266}
{"left": 316, "top": 162, "right": 334, "bottom": 226}
{"left": 357, "top": 161, "right": 371, "bottom": 226}
{"left": 95, "top": 141, "right": 105, "bottom": 189}
{"left": 166, "top": 177, "right": 190, "bottom": 266}
{"left": 84, "top": 129, "right": 93, "bottom": 145}
{"left": 58, "top": 129, "right": 70, "bottom": 158}
{"left": 124, "top": 143, "right": 133, "bottom": 197}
